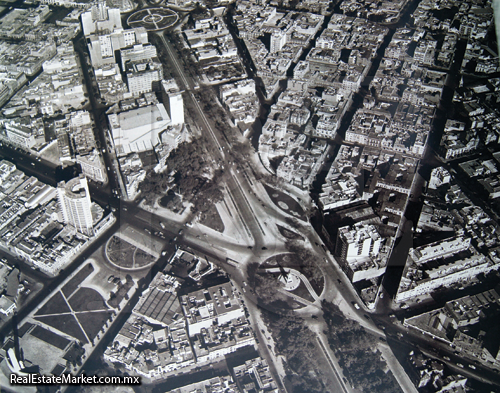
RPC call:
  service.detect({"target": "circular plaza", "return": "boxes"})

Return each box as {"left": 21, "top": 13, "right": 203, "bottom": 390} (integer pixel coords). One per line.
{"left": 127, "top": 7, "right": 179, "bottom": 31}
{"left": 105, "top": 235, "right": 157, "bottom": 270}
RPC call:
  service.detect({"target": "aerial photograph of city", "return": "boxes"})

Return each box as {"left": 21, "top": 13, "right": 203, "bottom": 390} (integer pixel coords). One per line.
{"left": 0, "top": 0, "right": 499, "bottom": 390}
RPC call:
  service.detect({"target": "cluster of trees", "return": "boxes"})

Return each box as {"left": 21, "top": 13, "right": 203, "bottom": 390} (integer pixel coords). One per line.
{"left": 246, "top": 262, "right": 289, "bottom": 310}
{"left": 260, "top": 308, "right": 331, "bottom": 393}
{"left": 322, "top": 301, "right": 402, "bottom": 393}
{"left": 284, "top": 240, "right": 325, "bottom": 296}
{"left": 139, "top": 140, "right": 224, "bottom": 214}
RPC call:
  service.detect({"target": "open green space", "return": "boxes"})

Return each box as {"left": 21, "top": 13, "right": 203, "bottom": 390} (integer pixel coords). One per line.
{"left": 30, "top": 324, "right": 73, "bottom": 349}
{"left": 106, "top": 236, "right": 135, "bottom": 268}
{"left": 262, "top": 311, "right": 333, "bottom": 392}
{"left": 263, "top": 252, "right": 324, "bottom": 297}
{"left": 247, "top": 262, "right": 306, "bottom": 312}
{"left": 35, "top": 292, "right": 70, "bottom": 316}
{"left": 323, "top": 301, "right": 402, "bottom": 392}
{"left": 76, "top": 311, "right": 113, "bottom": 341}
{"left": 140, "top": 140, "right": 224, "bottom": 217}
{"left": 289, "top": 280, "right": 315, "bottom": 303}
{"left": 277, "top": 224, "right": 304, "bottom": 241}
{"left": 18, "top": 322, "right": 33, "bottom": 338}
{"left": 134, "top": 249, "right": 157, "bottom": 268}
{"left": 199, "top": 203, "right": 224, "bottom": 232}
{"left": 263, "top": 184, "right": 305, "bottom": 220}
{"left": 34, "top": 314, "right": 88, "bottom": 344}
{"left": 68, "top": 287, "right": 108, "bottom": 312}
{"left": 62, "top": 263, "right": 94, "bottom": 298}
{"left": 127, "top": 7, "right": 179, "bottom": 31}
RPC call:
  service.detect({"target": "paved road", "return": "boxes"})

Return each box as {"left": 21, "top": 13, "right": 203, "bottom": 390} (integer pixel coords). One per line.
{"left": 4, "top": 23, "right": 494, "bottom": 393}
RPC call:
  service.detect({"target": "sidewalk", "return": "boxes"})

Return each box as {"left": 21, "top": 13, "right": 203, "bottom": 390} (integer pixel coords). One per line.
{"left": 378, "top": 342, "right": 419, "bottom": 393}
{"left": 138, "top": 198, "right": 192, "bottom": 224}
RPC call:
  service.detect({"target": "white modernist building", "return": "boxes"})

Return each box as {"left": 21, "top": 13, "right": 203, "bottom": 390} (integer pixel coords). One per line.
{"left": 162, "top": 79, "right": 184, "bottom": 126}
{"left": 81, "top": 1, "right": 122, "bottom": 36}
{"left": 108, "top": 103, "right": 171, "bottom": 156}
{"left": 87, "top": 28, "right": 148, "bottom": 68}
{"left": 335, "top": 223, "right": 386, "bottom": 282}
{"left": 57, "top": 175, "right": 94, "bottom": 237}
{"left": 167, "top": 92, "right": 184, "bottom": 125}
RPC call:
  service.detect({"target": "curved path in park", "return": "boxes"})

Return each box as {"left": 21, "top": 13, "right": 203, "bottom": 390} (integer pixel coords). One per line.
{"left": 262, "top": 267, "right": 320, "bottom": 301}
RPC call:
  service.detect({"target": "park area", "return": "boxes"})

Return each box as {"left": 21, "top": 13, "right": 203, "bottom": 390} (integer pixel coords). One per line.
{"left": 264, "top": 184, "right": 306, "bottom": 220}
{"left": 105, "top": 234, "right": 158, "bottom": 270}
{"left": 15, "top": 230, "right": 156, "bottom": 378}
{"left": 34, "top": 262, "right": 114, "bottom": 344}
{"left": 264, "top": 253, "right": 324, "bottom": 297}
{"left": 127, "top": 7, "right": 179, "bottom": 31}
{"left": 247, "top": 251, "right": 325, "bottom": 312}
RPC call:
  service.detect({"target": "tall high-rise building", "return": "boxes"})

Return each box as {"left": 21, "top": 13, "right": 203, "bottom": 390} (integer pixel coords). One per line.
{"left": 57, "top": 175, "right": 94, "bottom": 236}
{"left": 336, "top": 223, "right": 382, "bottom": 262}
{"left": 334, "top": 222, "right": 386, "bottom": 282}
{"left": 120, "top": 43, "right": 158, "bottom": 70}
{"left": 161, "top": 79, "right": 184, "bottom": 125}
{"left": 270, "top": 30, "right": 287, "bottom": 53}
{"left": 167, "top": 92, "right": 184, "bottom": 125}
{"left": 81, "top": 0, "right": 122, "bottom": 36}
{"left": 126, "top": 62, "right": 163, "bottom": 96}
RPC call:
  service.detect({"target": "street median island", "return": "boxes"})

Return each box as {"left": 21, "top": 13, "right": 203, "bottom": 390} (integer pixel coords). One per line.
{"left": 263, "top": 184, "right": 306, "bottom": 221}
{"left": 277, "top": 224, "right": 304, "bottom": 241}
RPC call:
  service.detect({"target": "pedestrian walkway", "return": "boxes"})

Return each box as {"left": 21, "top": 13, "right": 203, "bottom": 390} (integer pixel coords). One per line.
{"left": 378, "top": 342, "right": 419, "bottom": 393}
{"left": 263, "top": 267, "right": 320, "bottom": 301}
{"left": 138, "top": 198, "right": 192, "bottom": 224}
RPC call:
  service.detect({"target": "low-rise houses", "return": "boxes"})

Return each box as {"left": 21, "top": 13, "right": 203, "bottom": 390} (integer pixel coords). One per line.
{"left": 54, "top": 110, "right": 106, "bottom": 183}
{"left": 3, "top": 119, "right": 43, "bottom": 150}
{"left": 0, "top": 6, "right": 82, "bottom": 118}
{"left": 182, "top": 14, "right": 246, "bottom": 84}
{"left": 167, "top": 376, "right": 238, "bottom": 393}
{"left": 234, "top": 357, "right": 279, "bottom": 392}
{"left": 404, "top": 288, "right": 500, "bottom": 370}
{"left": 339, "top": 0, "right": 409, "bottom": 23}
{"left": 396, "top": 236, "right": 500, "bottom": 303}
{"left": 104, "top": 272, "right": 194, "bottom": 379}
{"left": 320, "top": 143, "right": 417, "bottom": 230}
{"left": 406, "top": 350, "right": 468, "bottom": 392}
{"left": 105, "top": 255, "right": 257, "bottom": 380}
{"left": 0, "top": 39, "right": 56, "bottom": 87}
{"left": 319, "top": 145, "right": 363, "bottom": 210}
{"left": 440, "top": 120, "right": 480, "bottom": 160}
{"left": 276, "top": 140, "right": 328, "bottom": 189}
{"left": 3, "top": 42, "right": 86, "bottom": 117}
{"left": 257, "top": 87, "right": 338, "bottom": 187}
{"left": 219, "top": 80, "right": 259, "bottom": 127}
{"left": 0, "top": 72, "right": 28, "bottom": 109}
{"left": 0, "top": 261, "right": 19, "bottom": 316}
{"left": 233, "top": 5, "right": 324, "bottom": 98}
